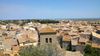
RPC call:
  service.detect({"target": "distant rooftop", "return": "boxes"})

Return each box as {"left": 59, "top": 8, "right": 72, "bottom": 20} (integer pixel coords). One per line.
{"left": 96, "top": 30, "right": 100, "bottom": 34}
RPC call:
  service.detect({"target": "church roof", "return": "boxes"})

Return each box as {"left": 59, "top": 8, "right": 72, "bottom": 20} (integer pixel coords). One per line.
{"left": 39, "top": 26, "right": 56, "bottom": 34}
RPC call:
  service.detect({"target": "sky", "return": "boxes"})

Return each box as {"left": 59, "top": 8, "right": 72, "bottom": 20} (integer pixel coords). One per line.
{"left": 0, "top": 0, "right": 100, "bottom": 20}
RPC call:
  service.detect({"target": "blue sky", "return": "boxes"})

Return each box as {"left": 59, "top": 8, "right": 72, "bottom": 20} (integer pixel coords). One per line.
{"left": 0, "top": 0, "right": 100, "bottom": 20}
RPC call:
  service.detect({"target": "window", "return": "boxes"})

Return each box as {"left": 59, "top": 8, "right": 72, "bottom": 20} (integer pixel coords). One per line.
{"left": 49, "top": 38, "right": 52, "bottom": 43}
{"left": 45, "top": 38, "right": 48, "bottom": 43}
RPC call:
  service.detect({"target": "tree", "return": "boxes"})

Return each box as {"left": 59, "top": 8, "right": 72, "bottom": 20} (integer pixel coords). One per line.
{"left": 19, "top": 46, "right": 48, "bottom": 56}
{"left": 19, "top": 45, "right": 65, "bottom": 56}
{"left": 44, "top": 44, "right": 65, "bottom": 56}
{"left": 84, "top": 45, "right": 100, "bottom": 56}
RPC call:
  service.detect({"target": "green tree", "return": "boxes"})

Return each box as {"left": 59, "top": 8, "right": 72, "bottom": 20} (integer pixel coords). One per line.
{"left": 84, "top": 45, "right": 100, "bottom": 56}
{"left": 19, "top": 45, "right": 65, "bottom": 56}
{"left": 19, "top": 46, "right": 48, "bottom": 56}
